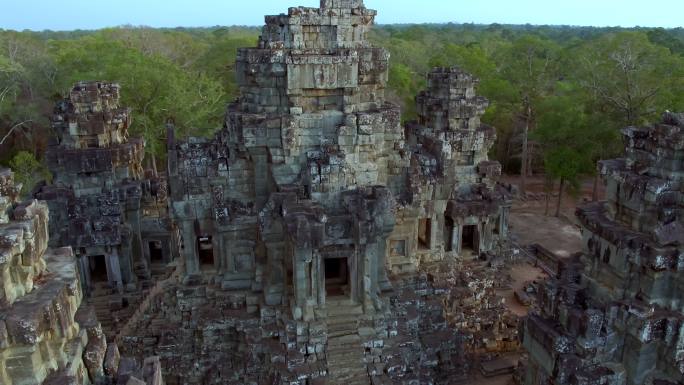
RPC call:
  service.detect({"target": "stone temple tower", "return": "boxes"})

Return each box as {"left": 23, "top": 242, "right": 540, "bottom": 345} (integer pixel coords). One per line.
{"left": 168, "top": 0, "right": 406, "bottom": 320}
{"left": 37, "top": 82, "right": 178, "bottom": 304}
{"left": 522, "top": 112, "right": 684, "bottom": 385}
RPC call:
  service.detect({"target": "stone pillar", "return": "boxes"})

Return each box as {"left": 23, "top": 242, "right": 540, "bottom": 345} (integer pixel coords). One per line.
{"left": 478, "top": 222, "right": 485, "bottom": 255}
{"left": 161, "top": 237, "right": 171, "bottom": 264}
{"left": 293, "top": 247, "right": 312, "bottom": 320}
{"left": 316, "top": 252, "right": 325, "bottom": 307}
{"left": 127, "top": 208, "right": 145, "bottom": 272}
{"left": 107, "top": 249, "right": 124, "bottom": 292}
{"left": 361, "top": 245, "right": 375, "bottom": 311}
{"left": 501, "top": 208, "right": 510, "bottom": 237}
{"left": 118, "top": 242, "right": 135, "bottom": 285}
{"left": 182, "top": 221, "right": 199, "bottom": 275}
{"left": 450, "top": 225, "right": 459, "bottom": 254}
{"left": 455, "top": 224, "right": 463, "bottom": 255}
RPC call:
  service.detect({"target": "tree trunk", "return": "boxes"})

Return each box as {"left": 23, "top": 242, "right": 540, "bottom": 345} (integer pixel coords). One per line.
{"left": 151, "top": 154, "right": 159, "bottom": 177}
{"left": 592, "top": 173, "right": 600, "bottom": 201}
{"left": 555, "top": 178, "right": 565, "bottom": 218}
{"left": 545, "top": 185, "right": 551, "bottom": 216}
{"left": 520, "top": 106, "right": 530, "bottom": 197}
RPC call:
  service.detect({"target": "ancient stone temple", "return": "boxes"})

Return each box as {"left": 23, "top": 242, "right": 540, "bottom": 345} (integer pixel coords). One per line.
{"left": 0, "top": 167, "right": 164, "bottom": 385}
{"left": 168, "top": 0, "right": 404, "bottom": 319}
{"left": 36, "top": 82, "right": 179, "bottom": 295}
{"left": 522, "top": 112, "right": 684, "bottom": 385}
{"left": 391, "top": 67, "right": 511, "bottom": 273}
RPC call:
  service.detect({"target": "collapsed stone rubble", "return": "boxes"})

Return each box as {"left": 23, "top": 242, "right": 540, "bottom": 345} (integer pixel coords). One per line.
{"left": 0, "top": 167, "right": 164, "bottom": 385}
{"left": 522, "top": 112, "right": 684, "bottom": 385}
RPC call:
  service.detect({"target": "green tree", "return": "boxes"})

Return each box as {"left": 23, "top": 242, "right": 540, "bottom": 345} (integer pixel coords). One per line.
{"left": 51, "top": 36, "right": 225, "bottom": 172}
{"left": 534, "top": 96, "right": 595, "bottom": 217}
{"left": 572, "top": 31, "right": 684, "bottom": 127}
{"left": 7, "top": 151, "right": 51, "bottom": 197}
{"left": 497, "top": 35, "right": 561, "bottom": 195}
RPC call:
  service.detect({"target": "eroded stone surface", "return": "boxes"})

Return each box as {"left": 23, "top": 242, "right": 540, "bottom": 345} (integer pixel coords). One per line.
{"left": 522, "top": 113, "right": 684, "bottom": 385}
{"left": 0, "top": 167, "right": 165, "bottom": 385}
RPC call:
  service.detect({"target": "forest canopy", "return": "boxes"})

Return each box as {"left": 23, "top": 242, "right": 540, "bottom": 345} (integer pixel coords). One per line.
{"left": 1, "top": 23, "right": 682, "bottom": 196}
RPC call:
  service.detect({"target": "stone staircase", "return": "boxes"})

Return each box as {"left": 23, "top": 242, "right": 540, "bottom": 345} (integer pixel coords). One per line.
{"left": 324, "top": 299, "right": 370, "bottom": 385}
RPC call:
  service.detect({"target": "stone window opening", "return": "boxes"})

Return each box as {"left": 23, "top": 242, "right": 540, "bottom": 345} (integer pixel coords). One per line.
{"left": 324, "top": 257, "right": 349, "bottom": 298}
{"left": 461, "top": 225, "right": 479, "bottom": 255}
{"left": 89, "top": 255, "right": 108, "bottom": 283}
{"left": 197, "top": 236, "right": 214, "bottom": 269}
{"left": 418, "top": 218, "right": 432, "bottom": 250}
{"left": 149, "top": 240, "right": 164, "bottom": 264}
{"left": 390, "top": 240, "right": 407, "bottom": 257}
{"left": 459, "top": 151, "right": 475, "bottom": 166}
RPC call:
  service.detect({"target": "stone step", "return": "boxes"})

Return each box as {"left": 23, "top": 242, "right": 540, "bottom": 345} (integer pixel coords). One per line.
{"left": 327, "top": 305, "right": 363, "bottom": 317}
{"left": 328, "top": 334, "right": 361, "bottom": 346}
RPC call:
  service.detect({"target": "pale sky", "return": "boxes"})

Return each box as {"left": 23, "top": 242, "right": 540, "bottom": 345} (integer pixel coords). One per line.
{"left": 0, "top": 0, "right": 680, "bottom": 31}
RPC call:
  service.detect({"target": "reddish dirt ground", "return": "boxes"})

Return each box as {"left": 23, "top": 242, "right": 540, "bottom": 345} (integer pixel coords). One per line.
{"left": 502, "top": 174, "right": 604, "bottom": 258}
{"left": 465, "top": 175, "right": 604, "bottom": 385}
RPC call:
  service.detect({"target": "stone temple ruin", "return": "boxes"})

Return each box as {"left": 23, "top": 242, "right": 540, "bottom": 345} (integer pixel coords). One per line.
{"left": 522, "top": 112, "right": 684, "bottom": 385}
{"left": 0, "top": 1, "right": 518, "bottom": 384}
{"left": 35, "top": 81, "right": 180, "bottom": 338}
{"left": 0, "top": 168, "right": 164, "bottom": 385}
{"left": 1, "top": 1, "right": 682, "bottom": 385}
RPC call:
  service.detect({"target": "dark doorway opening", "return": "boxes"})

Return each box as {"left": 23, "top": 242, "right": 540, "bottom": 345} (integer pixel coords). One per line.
{"left": 197, "top": 236, "right": 214, "bottom": 268}
{"left": 461, "top": 225, "right": 479, "bottom": 255}
{"left": 445, "top": 217, "right": 455, "bottom": 252}
{"left": 286, "top": 259, "right": 294, "bottom": 296}
{"left": 418, "top": 218, "right": 432, "bottom": 250}
{"left": 89, "top": 255, "right": 108, "bottom": 282}
{"left": 149, "top": 241, "right": 164, "bottom": 264}
{"left": 494, "top": 215, "right": 501, "bottom": 236}
{"left": 325, "top": 257, "right": 349, "bottom": 298}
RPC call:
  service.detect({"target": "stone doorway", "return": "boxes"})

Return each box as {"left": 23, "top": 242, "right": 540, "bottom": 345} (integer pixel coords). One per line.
{"left": 445, "top": 217, "right": 455, "bottom": 252}
{"left": 197, "top": 236, "right": 214, "bottom": 269}
{"left": 324, "top": 257, "right": 349, "bottom": 298}
{"left": 89, "top": 255, "right": 108, "bottom": 283}
{"left": 149, "top": 241, "right": 164, "bottom": 264}
{"left": 461, "top": 225, "right": 479, "bottom": 255}
{"left": 418, "top": 218, "right": 432, "bottom": 250}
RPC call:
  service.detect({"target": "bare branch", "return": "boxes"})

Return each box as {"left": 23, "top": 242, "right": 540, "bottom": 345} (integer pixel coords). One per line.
{"left": 0, "top": 120, "right": 32, "bottom": 145}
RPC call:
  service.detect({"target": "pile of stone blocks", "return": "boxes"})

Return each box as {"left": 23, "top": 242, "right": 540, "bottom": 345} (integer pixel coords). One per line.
{"left": 521, "top": 112, "right": 684, "bottom": 385}
{"left": 2, "top": 168, "right": 98, "bottom": 385}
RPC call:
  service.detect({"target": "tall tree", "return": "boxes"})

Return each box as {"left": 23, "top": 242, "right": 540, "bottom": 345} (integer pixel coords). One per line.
{"left": 498, "top": 35, "right": 560, "bottom": 196}
{"left": 534, "top": 95, "right": 595, "bottom": 217}
{"left": 572, "top": 31, "right": 684, "bottom": 127}
{"left": 50, "top": 36, "right": 225, "bottom": 170}
{"left": 8, "top": 151, "right": 51, "bottom": 197}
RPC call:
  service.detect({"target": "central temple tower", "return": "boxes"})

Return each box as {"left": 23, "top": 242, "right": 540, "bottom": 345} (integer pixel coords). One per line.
{"left": 169, "top": 0, "right": 406, "bottom": 320}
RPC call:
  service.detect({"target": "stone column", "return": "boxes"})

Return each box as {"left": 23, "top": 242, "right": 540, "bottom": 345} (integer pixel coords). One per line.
{"left": 118, "top": 241, "right": 135, "bottom": 285}
{"left": 127, "top": 208, "right": 145, "bottom": 272}
{"left": 455, "top": 224, "right": 463, "bottom": 255}
{"left": 107, "top": 249, "right": 124, "bottom": 292}
{"left": 293, "top": 247, "right": 312, "bottom": 320}
{"left": 450, "top": 225, "right": 459, "bottom": 254}
{"left": 182, "top": 221, "right": 199, "bottom": 275}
